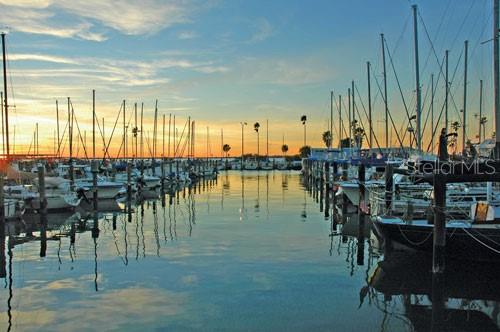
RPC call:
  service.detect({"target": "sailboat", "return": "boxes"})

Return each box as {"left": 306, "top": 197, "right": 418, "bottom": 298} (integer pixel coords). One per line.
{"left": 372, "top": 1, "right": 500, "bottom": 261}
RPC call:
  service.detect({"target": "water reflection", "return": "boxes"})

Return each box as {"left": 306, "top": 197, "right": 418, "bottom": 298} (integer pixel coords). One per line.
{"left": 367, "top": 251, "right": 500, "bottom": 331}
{"left": 305, "top": 168, "right": 500, "bottom": 332}
{"left": 3, "top": 171, "right": 498, "bottom": 331}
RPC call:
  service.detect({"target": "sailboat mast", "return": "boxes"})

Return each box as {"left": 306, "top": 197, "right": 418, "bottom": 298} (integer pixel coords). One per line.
{"left": 1, "top": 33, "right": 10, "bottom": 160}
{"left": 330, "top": 91, "right": 333, "bottom": 149}
{"left": 445, "top": 50, "right": 449, "bottom": 133}
{"left": 140, "top": 103, "right": 144, "bottom": 159}
{"left": 36, "top": 123, "right": 39, "bottom": 156}
{"left": 162, "top": 114, "right": 165, "bottom": 158}
{"left": 191, "top": 120, "right": 195, "bottom": 158}
{"left": 348, "top": 88, "right": 352, "bottom": 148}
{"left": 92, "top": 90, "right": 96, "bottom": 159}
{"left": 431, "top": 74, "right": 435, "bottom": 152}
{"left": 339, "top": 95, "right": 342, "bottom": 147}
{"left": 122, "top": 100, "right": 126, "bottom": 159}
{"left": 462, "top": 40, "right": 468, "bottom": 154}
{"left": 68, "top": 97, "right": 72, "bottom": 160}
{"left": 134, "top": 103, "right": 137, "bottom": 159}
{"left": 56, "top": 99, "right": 61, "bottom": 158}
{"left": 154, "top": 99, "right": 158, "bottom": 159}
{"left": 351, "top": 81, "right": 355, "bottom": 129}
{"left": 168, "top": 113, "right": 171, "bottom": 158}
{"left": 367, "top": 62, "right": 373, "bottom": 150}
{"left": 266, "top": 119, "right": 269, "bottom": 158}
{"left": 494, "top": 0, "right": 500, "bottom": 155}
{"left": 173, "top": 115, "right": 176, "bottom": 158}
{"left": 1, "top": 91, "right": 3, "bottom": 156}
{"left": 187, "top": 116, "right": 191, "bottom": 159}
{"left": 102, "top": 118, "right": 105, "bottom": 157}
{"left": 413, "top": 4, "right": 422, "bottom": 152}
{"left": 381, "top": 33, "right": 389, "bottom": 149}
{"left": 479, "top": 79, "right": 483, "bottom": 142}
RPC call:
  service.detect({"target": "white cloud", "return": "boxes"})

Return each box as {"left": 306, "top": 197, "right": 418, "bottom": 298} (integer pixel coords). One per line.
{"left": 195, "top": 65, "right": 229, "bottom": 74}
{"left": 0, "top": 0, "right": 51, "bottom": 9}
{"left": 0, "top": 6, "right": 106, "bottom": 41}
{"left": 55, "top": 0, "right": 191, "bottom": 36}
{"left": 8, "top": 52, "right": 229, "bottom": 87}
{"left": 8, "top": 53, "right": 78, "bottom": 64}
{"left": 0, "top": 0, "right": 204, "bottom": 41}
{"left": 177, "top": 30, "right": 198, "bottom": 40}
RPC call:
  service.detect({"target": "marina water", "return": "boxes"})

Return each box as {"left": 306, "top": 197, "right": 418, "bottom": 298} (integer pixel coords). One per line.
{"left": 0, "top": 171, "right": 498, "bottom": 331}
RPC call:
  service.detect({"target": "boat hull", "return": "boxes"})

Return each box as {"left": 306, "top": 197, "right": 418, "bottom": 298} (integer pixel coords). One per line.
{"left": 373, "top": 217, "right": 500, "bottom": 261}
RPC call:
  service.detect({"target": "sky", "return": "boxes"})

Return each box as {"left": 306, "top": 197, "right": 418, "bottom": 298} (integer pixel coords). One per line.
{"left": 0, "top": 0, "right": 495, "bottom": 158}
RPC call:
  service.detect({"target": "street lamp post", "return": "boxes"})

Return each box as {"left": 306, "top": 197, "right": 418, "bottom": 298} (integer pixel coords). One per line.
{"left": 240, "top": 122, "right": 247, "bottom": 170}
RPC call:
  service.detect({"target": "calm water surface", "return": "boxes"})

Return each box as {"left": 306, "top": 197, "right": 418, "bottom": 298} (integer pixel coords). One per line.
{"left": 0, "top": 171, "right": 498, "bottom": 331}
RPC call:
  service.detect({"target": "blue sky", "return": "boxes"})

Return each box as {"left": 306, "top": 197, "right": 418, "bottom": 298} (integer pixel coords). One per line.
{"left": 0, "top": 0, "right": 494, "bottom": 156}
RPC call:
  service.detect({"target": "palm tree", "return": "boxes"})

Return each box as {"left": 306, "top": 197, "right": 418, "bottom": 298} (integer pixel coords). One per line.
{"left": 301, "top": 115, "right": 307, "bottom": 146}
{"left": 322, "top": 130, "right": 332, "bottom": 148}
{"left": 449, "top": 121, "right": 460, "bottom": 150}
{"left": 281, "top": 144, "right": 288, "bottom": 156}
{"left": 299, "top": 145, "right": 311, "bottom": 158}
{"left": 254, "top": 122, "right": 260, "bottom": 157}
{"left": 222, "top": 143, "right": 231, "bottom": 168}
{"left": 351, "top": 120, "right": 365, "bottom": 148}
{"left": 222, "top": 144, "right": 231, "bottom": 157}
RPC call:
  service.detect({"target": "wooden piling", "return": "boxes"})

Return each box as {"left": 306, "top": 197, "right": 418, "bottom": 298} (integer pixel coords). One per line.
{"left": 127, "top": 162, "right": 132, "bottom": 199}
{"left": 0, "top": 173, "right": 4, "bottom": 228}
{"left": 0, "top": 174, "right": 5, "bottom": 278}
{"left": 384, "top": 164, "right": 393, "bottom": 214}
{"left": 432, "top": 172, "right": 446, "bottom": 274}
{"left": 38, "top": 165, "right": 47, "bottom": 215}
{"left": 38, "top": 165, "right": 47, "bottom": 257}
{"left": 161, "top": 158, "right": 165, "bottom": 189}
{"left": 324, "top": 162, "right": 330, "bottom": 189}
{"left": 357, "top": 163, "right": 366, "bottom": 266}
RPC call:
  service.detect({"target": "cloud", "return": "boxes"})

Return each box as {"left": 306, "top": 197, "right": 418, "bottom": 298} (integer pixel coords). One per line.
{"left": 195, "top": 65, "right": 229, "bottom": 74}
{"left": 0, "top": 0, "right": 204, "bottom": 41}
{"left": 248, "top": 18, "right": 274, "bottom": 43}
{"left": 0, "top": 0, "right": 51, "bottom": 9}
{"left": 8, "top": 53, "right": 78, "bottom": 64}
{"left": 0, "top": 6, "right": 106, "bottom": 41}
{"left": 8, "top": 52, "right": 229, "bottom": 88}
{"left": 55, "top": 0, "right": 191, "bottom": 36}
{"left": 177, "top": 30, "right": 198, "bottom": 40}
